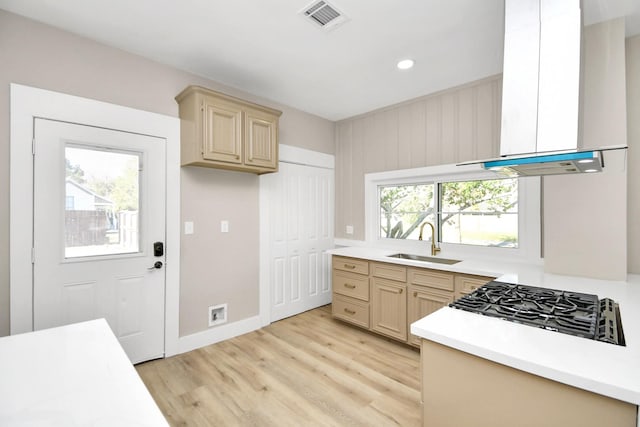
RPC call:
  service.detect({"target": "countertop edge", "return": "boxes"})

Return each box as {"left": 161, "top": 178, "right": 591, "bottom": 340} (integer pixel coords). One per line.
{"left": 411, "top": 321, "right": 640, "bottom": 405}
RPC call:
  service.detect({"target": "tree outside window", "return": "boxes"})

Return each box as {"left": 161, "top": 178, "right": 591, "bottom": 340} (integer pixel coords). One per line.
{"left": 378, "top": 178, "right": 518, "bottom": 247}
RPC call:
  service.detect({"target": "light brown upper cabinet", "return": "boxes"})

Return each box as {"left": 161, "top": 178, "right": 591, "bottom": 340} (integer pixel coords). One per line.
{"left": 176, "top": 86, "right": 282, "bottom": 174}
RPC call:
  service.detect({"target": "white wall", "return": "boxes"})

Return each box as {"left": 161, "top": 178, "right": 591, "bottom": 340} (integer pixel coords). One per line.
{"left": 543, "top": 19, "right": 628, "bottom": 280}
{"left": 0, "top": 9, "right": 335, "bottom": 337}
{"left": 627, "top": 34, "right": 640, "bottom": 274}
{"left": 335, "top": 76, "right": 502, "bottom": 240}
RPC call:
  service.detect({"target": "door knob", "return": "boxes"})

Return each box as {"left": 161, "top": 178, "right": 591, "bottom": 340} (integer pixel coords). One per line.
{"left": 148, "top": 261, "right": 163, "bottom": 270}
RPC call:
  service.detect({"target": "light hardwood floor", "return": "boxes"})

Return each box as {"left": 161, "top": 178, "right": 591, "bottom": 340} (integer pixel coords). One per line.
{"left": 136, "top": 305, "right": 421, "bottom": 426}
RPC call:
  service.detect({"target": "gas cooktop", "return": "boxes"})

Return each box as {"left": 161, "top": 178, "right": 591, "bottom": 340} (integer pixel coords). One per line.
{"left": 449, "top": 281, "right": 625, "bottom": 346}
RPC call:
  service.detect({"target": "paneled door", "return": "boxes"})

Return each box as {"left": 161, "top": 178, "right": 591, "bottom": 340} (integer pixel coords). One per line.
{"left": 33, "top": 118, "right": 166, "bottom": 364}
{"left": 263, "top": 162, "right": 334, "bottom": 322}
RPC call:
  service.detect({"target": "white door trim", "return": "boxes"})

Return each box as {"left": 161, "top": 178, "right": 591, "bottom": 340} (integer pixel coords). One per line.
{"left": 259, "top": 144, "right": 335, "bottom": 326}
{"left": 9, "top": 83, "right": 181, "bottom": 357}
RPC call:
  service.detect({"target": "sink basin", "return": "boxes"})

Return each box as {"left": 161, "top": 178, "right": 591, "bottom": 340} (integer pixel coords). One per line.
{"left": 387, "top": 253, "right": 462, "bottom": 265}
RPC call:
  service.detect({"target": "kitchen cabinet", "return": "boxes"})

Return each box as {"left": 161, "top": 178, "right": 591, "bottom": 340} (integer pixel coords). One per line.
{"left": 331, "top": 256, "right": 493, "bottom": 346}
{"left": 370, "top": 278, "right": 407, "bottom": 341}
{"left": 332, "top": 256, "right": 370, "bottom": 328}
{"left": 176, "top": 85, "right": 282, "bottom": 174}
{"left": 370, "top": 262, "right": 407, "bottom": 341}
{"left": 421, "top": 339, "right": 637, "bottom": 427}
{"left": 455, "top": 273, "right": 494, "bottom": 299}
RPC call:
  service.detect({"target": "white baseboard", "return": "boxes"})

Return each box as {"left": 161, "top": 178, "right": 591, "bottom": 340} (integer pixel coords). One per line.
{"left": 176, "top": 315, "right": 262, "bottom": 355}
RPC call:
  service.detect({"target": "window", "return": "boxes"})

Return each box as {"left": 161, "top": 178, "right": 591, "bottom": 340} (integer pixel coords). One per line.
{"left": 65, "top": 196, "right": 75, "bottom": 210}
{"left": 378, "top": 178, "right": 518, "bottom": 248}
{"left": 440, "top": 178, "right": 518, "bottom": 247}
{"left": 380, "top": 184, "right": 434, "bottom": 240}
{"left": 65, "top": 145, "right": 141, "bottom": 258}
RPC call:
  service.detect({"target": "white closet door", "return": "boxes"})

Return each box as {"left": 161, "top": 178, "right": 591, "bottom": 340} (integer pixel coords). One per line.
{"left": 264, "top": 162, "right": 334, "bottom": 322}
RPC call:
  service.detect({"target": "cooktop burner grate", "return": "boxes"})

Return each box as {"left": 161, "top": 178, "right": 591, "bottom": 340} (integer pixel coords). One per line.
{"left": 449, "top": 281, "right": 624, "bottom": 345}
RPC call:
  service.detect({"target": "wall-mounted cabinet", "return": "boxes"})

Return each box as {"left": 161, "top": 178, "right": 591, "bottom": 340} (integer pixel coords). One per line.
{"left": 176, "top": 86, "right": 282, "bottom": 174}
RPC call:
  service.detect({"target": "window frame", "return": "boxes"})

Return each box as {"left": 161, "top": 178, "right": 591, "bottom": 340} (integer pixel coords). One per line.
{"left": 364, "top": 163, "right": 541, "bottom": 262}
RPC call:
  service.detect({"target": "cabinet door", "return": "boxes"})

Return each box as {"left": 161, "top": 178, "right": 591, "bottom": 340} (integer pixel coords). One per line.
{"left": 455, "top": 274, "right": 494, "bottom": 299}
{"left": 244, "top": 108, "right": 278, "bottom": 170}
{"left": 408, "top": 286, "right": 454, "bottom": 346}
{"left": 202, "top": 98, "right": 243, "bottom": 164}
{"left": 371, "top": 277, "right": 407, "bottom": 341}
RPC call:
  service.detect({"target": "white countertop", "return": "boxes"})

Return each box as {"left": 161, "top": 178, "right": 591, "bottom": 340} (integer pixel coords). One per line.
{"left": 328, "top": 246, "right": 640, "bottom": 406}
{"left": 0, "top": 319, "right": 169, "bottom": 427}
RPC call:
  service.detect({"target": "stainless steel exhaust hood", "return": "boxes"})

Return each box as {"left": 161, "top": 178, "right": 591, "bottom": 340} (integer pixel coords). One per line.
{"left": 475, "top": 0, "right": 626, "bottom": 177}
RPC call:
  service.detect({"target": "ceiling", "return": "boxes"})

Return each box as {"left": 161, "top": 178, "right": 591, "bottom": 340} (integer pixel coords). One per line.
{"left": 1, "top": 0, "right": 639, "bottom": 121}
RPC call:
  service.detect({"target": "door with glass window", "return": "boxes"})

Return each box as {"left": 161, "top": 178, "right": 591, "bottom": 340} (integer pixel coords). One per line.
{"left": 33, "top": 118, "right": 166, "bottom": 364}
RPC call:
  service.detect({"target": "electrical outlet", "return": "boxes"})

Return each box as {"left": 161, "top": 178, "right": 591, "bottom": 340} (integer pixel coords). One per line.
{"left": 221, "top": 220, "right": 229, "bottom": 233}
{"left": 208, "top": 303, "right": 227, "bottom": 327}
{"left": 184, "top": 221, "right": 194, "bottom": 235}
{"left": 346, "top": 225, "right": 354, "bottom": 235}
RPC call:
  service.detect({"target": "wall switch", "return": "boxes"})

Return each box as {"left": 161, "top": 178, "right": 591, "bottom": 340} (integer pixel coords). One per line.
{"left": 221, "top": 220, "right": 229, "bottom": 233}
{"left": 184, "top": 221, "right": 194, "bottom": 235}
{"left": 346, "top": 225, "right": 354, "bottom": 235}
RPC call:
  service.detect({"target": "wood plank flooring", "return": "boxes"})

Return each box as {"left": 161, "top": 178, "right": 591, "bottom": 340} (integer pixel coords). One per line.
{"left": 136, "top": 305, "right": 421, "bottom": 426}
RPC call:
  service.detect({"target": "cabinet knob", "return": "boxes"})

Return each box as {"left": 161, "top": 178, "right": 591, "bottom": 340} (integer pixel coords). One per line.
{"left": 399, "top": 288, "right": 403, "bottom": 294}
{"left": 413, "top": 291, "right": 418, "bottom": 297}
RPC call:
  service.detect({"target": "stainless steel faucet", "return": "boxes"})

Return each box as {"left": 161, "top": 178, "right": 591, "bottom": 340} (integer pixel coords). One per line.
{"left": 418, "top": 221, "right": 441, "bottom": 256}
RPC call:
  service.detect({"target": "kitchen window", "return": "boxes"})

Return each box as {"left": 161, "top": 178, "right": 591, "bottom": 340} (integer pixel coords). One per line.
{"left": 378, "top": 178, "right": 518, "bottom": 248}
{"left": 364, "top": 164, "right": 540, "bottom": 262}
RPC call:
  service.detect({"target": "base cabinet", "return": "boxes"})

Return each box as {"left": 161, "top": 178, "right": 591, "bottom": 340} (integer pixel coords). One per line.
{"left": 331, "top": 255, "right": 494, "bottom": 347}
{"left": 332, "top": 294, "right": 370, "bottom": 328}
{"left": 371, "top": 277, "right": 407, "bottom": 341}
{"left": 408, "top": 286, "right": 454, "bottom": 347}
{"left": 421, "top": 339, "right": 637, "bottom": 427}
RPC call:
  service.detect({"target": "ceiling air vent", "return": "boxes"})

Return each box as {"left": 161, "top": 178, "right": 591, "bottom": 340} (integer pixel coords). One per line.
{"left": 300, "top": 0, "right": 348, "bottom": 31}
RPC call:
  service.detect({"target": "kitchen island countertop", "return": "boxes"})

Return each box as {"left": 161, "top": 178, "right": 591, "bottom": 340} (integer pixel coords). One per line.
{"left": 0, "top": 318, "right": 169, "bottom": 426}
{"left": 327, "top": 246, "right": 640, "bottom": 406}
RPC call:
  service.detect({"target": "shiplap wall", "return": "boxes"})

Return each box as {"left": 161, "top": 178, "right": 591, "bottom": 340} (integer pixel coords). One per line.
{"left": 628, "top": 34, "right": 640, "bottom": 274}
{"left": 335, "top": 75, "right": 502, "bottom": 240}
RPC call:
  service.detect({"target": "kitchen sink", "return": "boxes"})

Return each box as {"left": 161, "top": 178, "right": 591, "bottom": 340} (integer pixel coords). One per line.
{"left": 387, "top": 253, "right": 461, "bottom": 265}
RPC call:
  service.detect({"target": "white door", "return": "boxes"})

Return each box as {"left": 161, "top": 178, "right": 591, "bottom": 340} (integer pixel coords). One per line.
{"left": 264, "top": 162, "right": 334, "bottom": 322}
{"left": 33, "top": 118, "right": 166, "bottom": 364}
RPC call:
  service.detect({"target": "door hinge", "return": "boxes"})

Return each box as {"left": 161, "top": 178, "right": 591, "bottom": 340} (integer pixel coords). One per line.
{"left": 31, "top": 247, "right": 35, "bottom": 264}
{"left": 32, "top": 137, "right": 35, "bottom": 155}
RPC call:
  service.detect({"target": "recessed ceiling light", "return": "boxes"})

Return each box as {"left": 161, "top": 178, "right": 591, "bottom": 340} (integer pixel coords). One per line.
{"left": 397, "top": 59, "right": 414, "bottom": 70}
{"left": 577, "top": 159, "right": 594, "bottom": 164}
{"left": 585, "top": 169, "right": 598, "bottom": 173}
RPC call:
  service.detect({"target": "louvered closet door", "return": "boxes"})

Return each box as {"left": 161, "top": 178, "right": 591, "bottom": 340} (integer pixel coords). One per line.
{"left": 265, "top": 162, "right": 334, "bottom": 322}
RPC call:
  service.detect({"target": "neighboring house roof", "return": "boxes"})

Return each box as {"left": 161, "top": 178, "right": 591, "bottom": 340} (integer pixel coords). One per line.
{"left": 65, "top": 178, "right": 114, "bottom": 206}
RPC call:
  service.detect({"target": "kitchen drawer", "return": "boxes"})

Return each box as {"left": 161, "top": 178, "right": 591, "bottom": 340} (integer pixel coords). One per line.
{"left": 371, "top": 261, "right": 407, "bottom": 282}
{"left": 333, "top": 256, "right": 369, "bottom": 275}
{"left": 333, "top": 270, "right": 370, "bottom": 301}
{"left": 408, "top": 267, "right": 454, "bottom": 292}
{"left": 332, "top": 294, "right": 370, "bottom": 329}
{"left": 455, "top": 274, "right": 494, "bottom": 295}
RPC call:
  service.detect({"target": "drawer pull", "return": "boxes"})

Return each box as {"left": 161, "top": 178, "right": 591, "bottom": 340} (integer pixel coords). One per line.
{"left": 344, "top": 308, "right": 356, "bottom": 315}
{"left": 343, "top": 283, "right": 356, "bottom": 289}
{"left": 470, "top": 286, "right": 478, "bottom": 290}
{"left": 344, "top": 264, "right": 356, "bottom": 269}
